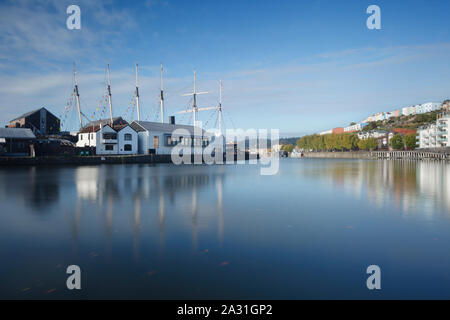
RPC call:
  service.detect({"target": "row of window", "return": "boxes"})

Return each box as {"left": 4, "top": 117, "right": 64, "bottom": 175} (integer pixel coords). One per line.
{"left": 79, "top": 133, "right": 133, "bottom": 140}
{"left": 164, "top": 135, "right": 209, "bottom": 147}
{"left": 104, "top": 144, "right": 132, "bottom": 151}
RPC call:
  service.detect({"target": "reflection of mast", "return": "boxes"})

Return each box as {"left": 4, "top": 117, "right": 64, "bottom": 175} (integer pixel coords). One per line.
{"left": 158, "top": 193, "right": 165, "bottom": 253}
{"left": 133, "top": 195, "right": 141, "bottom": 260}
{"left": 192, "top": 184, "right": 198, "bottom": 251}
{"left": 105, "top": 194, "right": 114, "bottom": 259}
{"left": 71, "top": 198, "right": 82, "bottom": 260}
{"left": 158, "top": 193, "right": 165, "bottom": 228}
{"left": 217, "top": 175, "right": 224, "bottom": 245}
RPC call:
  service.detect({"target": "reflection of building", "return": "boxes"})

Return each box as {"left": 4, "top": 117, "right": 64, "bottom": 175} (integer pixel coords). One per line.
{"left": 8, "top": 107, "right": 60, "bottom": 136}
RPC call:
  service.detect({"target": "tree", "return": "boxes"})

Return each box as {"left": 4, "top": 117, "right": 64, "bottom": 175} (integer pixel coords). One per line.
{"left": 366, "top": 138, "right": 378, "bottom": 151}
{"left": 281, "top": 144, "right": 295, "bottom": 153}
{"left": 390, "top": 134, "right": 404, "bottom": 150}
{"left": 362, "top": 122, "right": 377, "bottom": 132}
{"left": 358, "top": 137, "right": 378, "bottom": 151}
{"left": 404, "top": 134, "right": 417, "bottom": 150}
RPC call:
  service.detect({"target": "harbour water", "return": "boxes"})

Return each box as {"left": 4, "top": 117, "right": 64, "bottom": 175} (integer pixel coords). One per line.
{"left": 1, "top": 159, "right": 450, "bottom": 299}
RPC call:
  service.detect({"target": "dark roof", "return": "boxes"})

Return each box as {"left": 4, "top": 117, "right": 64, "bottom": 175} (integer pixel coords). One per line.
{"left": 0, "top": 128, "right": 36, "bottom": 139}
{"left": 10, "top": 107, "right": 59, "bottom": 122}
{"left": 81, "top": 117, "right": 128, "bottom": 130}
{"left": 131, "top": 121, "right": 206, "bottom": 136}
{"left": 78, "top": 123, "right": 135, "bottom": 134}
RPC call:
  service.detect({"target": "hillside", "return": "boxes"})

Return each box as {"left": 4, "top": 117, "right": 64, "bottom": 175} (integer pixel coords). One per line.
{"left": 362, "top": 110, "right": 443, "bottom": 132}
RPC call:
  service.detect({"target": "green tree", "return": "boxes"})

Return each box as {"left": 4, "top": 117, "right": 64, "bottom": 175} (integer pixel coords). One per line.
{"left": 390, "top": 134, "right": 404, "bottom": 150}
{"left": 366, "top": 138, "right": 378, "bottom": 151}
{"left": 358, "top": 137, "right": 378, "bottom": 151}
{"left": 282, "top": 144, "right": 295, "bottom": 153}
{"left": 404, "top": 133, "right": 417, "bottom": 150}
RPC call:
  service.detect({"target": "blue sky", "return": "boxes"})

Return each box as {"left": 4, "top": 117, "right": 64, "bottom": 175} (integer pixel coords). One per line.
{"left": 1, "top": 0, "right": 450, "bottom": 136}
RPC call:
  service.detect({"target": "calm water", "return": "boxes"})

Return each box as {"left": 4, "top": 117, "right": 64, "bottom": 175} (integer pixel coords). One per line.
{"left": 1, "top": 159, "right": 450, "bottom": 299}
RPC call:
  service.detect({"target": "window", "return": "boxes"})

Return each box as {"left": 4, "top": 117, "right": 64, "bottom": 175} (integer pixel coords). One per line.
{"left": 154, "top": 136, "right": 159, "bottom": 149}
{"left": 80, "top": 135, "right": 83, "bottom": 140}
{"left": 91, "top": 133, "right": 94, "bottom": 139}
{"left": 105, "top": 144, "right": 114, "bottom": 151}
{"left": 124, "top": 133, "right": 132, "bottom": 141}
{"left": 103, "top": 132, "right": 117, "bottom": 140}
{"left": 124, "top": 144, "right": 132, "bottom": 151}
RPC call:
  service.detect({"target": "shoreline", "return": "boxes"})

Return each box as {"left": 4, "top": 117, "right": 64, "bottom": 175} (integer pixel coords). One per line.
{"left": 0, "top": 152, "right": 257, "bottom": 167}
{"left": 301, "top": 150, "right": 450, "bottom": 161}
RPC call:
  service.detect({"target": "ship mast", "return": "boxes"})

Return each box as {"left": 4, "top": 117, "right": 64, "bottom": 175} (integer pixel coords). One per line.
{"left": 160, "top": 64, "right": 164, "bottom": 123}
{"left": 135, "top": 63, "right": 141, "bottom": 121}
{"left": 181, "top": 69, "right": 208, "bottom": 125}
{"left": 73, "top": 63, "right": 83, "bottom": 129}
{"left": 107, "top": 64, "right": 113, "bottom": 126}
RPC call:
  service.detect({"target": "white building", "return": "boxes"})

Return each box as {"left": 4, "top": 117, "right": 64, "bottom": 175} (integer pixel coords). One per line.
{"left": 417, "top": 124, "right": 438, "bottom": 149}
{"left": 130, "top": 120, "right": 209, "bottom": 155}
{"left": 415, "top": 102, "right": 441, "bottom": 114}
{"left": 344, "top": 123, "right": 368, "bottom": 133}
{"left": 76, "top": 123, "right": 138, "bottom": 155}
{"left": 402, "top": 106, "right": 417, "bottom": 116}
{"left": 358, "top": 130, "right": 387, "bottom": 140}
{"left": 417, "top": 113, "right": 450, "bottom": 149}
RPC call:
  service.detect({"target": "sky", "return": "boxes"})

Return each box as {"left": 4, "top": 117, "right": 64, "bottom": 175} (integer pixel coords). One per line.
{"left": 0, "top": 0, "right": 450, "bottom": 136}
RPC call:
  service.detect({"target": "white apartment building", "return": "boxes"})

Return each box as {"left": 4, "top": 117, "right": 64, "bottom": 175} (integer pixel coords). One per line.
{"left": 417, "top": 124, "right": 438, "bottom": 149}
{"left": 417, "top": 113, "right": 450, "bottom": 149}
{"left": 415, "top": 102, "right": 441, "bottom": 114}
{"left": 402, "top": 106, "right": 417, "bottom": 116}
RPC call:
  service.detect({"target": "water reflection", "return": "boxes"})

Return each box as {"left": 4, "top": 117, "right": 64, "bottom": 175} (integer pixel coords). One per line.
{"left": 72, "top": 165, "right": 226, "bottom": 257}
{"left": 302, "top": 159, "right": 450, "bottom": 217}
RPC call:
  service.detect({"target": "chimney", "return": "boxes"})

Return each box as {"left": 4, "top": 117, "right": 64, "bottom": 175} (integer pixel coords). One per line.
{"left": 169, "top": 116, "right": 175, "bottom": 125}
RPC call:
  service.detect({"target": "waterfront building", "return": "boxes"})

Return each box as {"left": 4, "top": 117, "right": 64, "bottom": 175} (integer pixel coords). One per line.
{"left": 417, "top": 124, "right": 438, "bottom": 149}
{"left": 8, "top": 107, "right": 60, "bottom": 136}
{"left": 0, "top": 128, "right": 36, "bottom": 156}
{"left": 416, "top": 113, "right": 450, "bottom": 149}
{"left": 130, "top": 117, "right": 209, "bottom": 155}
{"left": 76, "top": 120, "right": 138, "bottom": 155}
